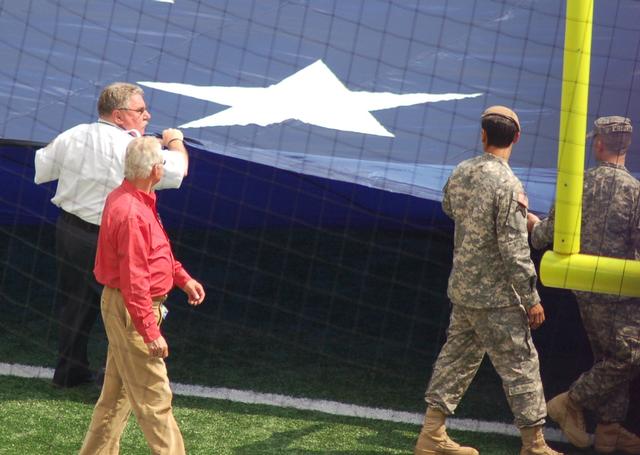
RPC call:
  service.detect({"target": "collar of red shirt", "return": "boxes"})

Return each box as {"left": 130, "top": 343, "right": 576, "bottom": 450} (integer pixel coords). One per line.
{"left": 120, "top": 179, "right": 157, "bottom": 208}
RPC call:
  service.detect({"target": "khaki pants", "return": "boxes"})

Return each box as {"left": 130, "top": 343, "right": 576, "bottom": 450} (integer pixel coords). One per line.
{"left": 79, "top": 287, "right": 185, "bottom": 455}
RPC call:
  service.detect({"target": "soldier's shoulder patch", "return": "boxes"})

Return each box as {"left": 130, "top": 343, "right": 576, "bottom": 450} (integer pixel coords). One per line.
{"left": 517, "top": 192, "right": 528, "bottom": 209}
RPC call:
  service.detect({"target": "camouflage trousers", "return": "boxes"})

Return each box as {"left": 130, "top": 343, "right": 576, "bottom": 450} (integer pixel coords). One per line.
{"left": 569, "top": 299, "right": 640, "bottom": 422}
{"left": 425, "top": 304, "right": 546, "bottom": 428}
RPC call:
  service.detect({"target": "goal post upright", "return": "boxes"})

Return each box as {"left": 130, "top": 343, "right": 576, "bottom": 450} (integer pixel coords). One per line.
{"left": 540, "top": 0, "right": 640, "bottom": 297}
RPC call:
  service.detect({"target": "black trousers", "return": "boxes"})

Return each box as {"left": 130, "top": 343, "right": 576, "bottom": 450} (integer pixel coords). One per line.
{"left": 53, "top": 210, "right": 102, "bottom": 386}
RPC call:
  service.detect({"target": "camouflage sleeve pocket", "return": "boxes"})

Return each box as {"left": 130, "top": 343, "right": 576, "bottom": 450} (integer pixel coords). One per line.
{"left": 505, "top": 191, "right": 528, "bottom": 230}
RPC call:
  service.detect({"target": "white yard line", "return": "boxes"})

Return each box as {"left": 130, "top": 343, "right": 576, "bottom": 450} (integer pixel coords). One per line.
{"left": 0, "top": 361, "right": 569, "bottom": 443}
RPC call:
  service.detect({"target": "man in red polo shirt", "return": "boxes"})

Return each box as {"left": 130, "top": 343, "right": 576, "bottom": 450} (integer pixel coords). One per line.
{"left": 79, "top": 136, "right": 205, "bottom": 455}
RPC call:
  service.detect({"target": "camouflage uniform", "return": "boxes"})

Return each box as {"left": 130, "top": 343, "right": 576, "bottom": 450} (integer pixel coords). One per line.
{"left": 425, "top": 153, "right": 547, "bottom": 428}
{"left": 532, "top": 161, "right": 640, "bottom": 422}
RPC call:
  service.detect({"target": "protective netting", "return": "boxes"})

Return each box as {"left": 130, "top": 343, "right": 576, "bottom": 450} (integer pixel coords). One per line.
{"left": 1, "top": 0, "right": 639, "bottom": 433}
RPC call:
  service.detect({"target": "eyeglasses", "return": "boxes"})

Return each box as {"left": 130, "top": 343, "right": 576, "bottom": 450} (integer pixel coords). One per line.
{"left": 117, "top": 106, "right": 148, "bottom": 116}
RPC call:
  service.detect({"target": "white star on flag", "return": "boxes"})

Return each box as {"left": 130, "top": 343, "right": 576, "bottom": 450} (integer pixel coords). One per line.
{"left": 140, "top": 59, "right": 482, "bottom": 137}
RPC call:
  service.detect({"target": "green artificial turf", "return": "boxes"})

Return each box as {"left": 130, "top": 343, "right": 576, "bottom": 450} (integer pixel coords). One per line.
{"left": 0, "top": 375, "right": 567, "bottom": 455}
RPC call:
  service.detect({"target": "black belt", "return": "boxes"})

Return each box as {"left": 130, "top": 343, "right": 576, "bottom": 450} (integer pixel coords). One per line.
{"left": 60, "top": 210, "right": 99, "bottom": 234}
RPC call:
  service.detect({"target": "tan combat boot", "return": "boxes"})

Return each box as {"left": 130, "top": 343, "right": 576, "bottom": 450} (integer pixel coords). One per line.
{"left": 414, "top": 407, "right": 479, "bottom": 455}
{"left": 594, "top": 422, "right": 640, "bottom": 454}
{"left": 520, "top": 426, "right": 564, "bottom": 455}
{"left": 546, "top": 392, "right": 590, "bottom": 448}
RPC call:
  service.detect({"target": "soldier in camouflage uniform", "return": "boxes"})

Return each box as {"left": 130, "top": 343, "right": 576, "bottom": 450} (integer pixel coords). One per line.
{"left": 529, "top": 116, "right": 640, "bottom": 454}
{"left": 414, "top": 106, "right": 562, "bottom": 455}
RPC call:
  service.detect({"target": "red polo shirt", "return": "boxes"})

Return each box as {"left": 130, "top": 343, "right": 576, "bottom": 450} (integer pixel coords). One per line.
{"left": 94, "top": 180, "right": 192, "bottom": 343}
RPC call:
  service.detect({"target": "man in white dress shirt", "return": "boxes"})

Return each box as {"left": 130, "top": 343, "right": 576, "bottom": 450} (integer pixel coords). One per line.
{"left": 34, "top": 82, "right": 189, "bottom": 387}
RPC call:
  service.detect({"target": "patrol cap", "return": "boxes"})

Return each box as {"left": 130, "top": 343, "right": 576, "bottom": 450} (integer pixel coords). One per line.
{"left": 587, "top": 116, "right": 632, "bottom": 137}
{"left": 481, "top": 105, "right": 520, "bottom": 132}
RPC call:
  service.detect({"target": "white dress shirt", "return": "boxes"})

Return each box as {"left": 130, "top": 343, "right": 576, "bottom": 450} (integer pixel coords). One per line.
{"left": 34, "top": 121, "right": 186, "bottom": 225}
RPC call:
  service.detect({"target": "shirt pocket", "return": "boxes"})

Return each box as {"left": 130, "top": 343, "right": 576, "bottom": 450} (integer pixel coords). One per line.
{"left": 148, "top": 224, "right": 167, "bottom": 254}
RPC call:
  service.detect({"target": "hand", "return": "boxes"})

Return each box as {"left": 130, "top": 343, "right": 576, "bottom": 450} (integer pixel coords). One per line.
{"left": 182, "top": 279, "right": 205, "bottom": 306}
{"left": 146, "top": 335, "right": 169, "bottom": 358}
{"left": 161, "top": 128, "right": 189, "bottom": 176}
{"left": 527, "top": 212, "right": 540, "bottom": 232}
{"left": 527, "top": 303, "right": 545, "bottom": 330}
{"left": 162, "top": 128, "right": 184, "bottom": 148}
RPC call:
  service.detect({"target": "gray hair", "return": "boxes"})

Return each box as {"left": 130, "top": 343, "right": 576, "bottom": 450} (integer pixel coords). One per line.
{"left": 97, "top": 82, "right": 144, "bottom": 117}
{"left": 124, "top": 136, "right": 163, "bottom": 180}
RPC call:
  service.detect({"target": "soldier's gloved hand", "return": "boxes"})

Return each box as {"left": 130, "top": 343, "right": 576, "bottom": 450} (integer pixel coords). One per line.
{"left": 527, "top": 303, "right": 545, "bottom": 330}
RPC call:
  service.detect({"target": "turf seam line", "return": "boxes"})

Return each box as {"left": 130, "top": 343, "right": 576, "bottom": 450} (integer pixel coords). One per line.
{"left": 0, "top": 361, "right": 569, "bottom": 443}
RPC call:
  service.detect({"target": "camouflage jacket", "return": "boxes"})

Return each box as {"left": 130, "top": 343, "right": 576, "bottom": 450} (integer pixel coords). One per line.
{"left": 443, "top": 153, "right": 540, "bottom": 309}
{"left": 531, "top": 162, "right": 640, "bottom": 303}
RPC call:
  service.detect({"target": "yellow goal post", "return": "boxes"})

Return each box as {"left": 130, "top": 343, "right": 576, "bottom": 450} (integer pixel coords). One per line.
{"left": 539, "top": 0, "right": 640, "bottom": 297}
